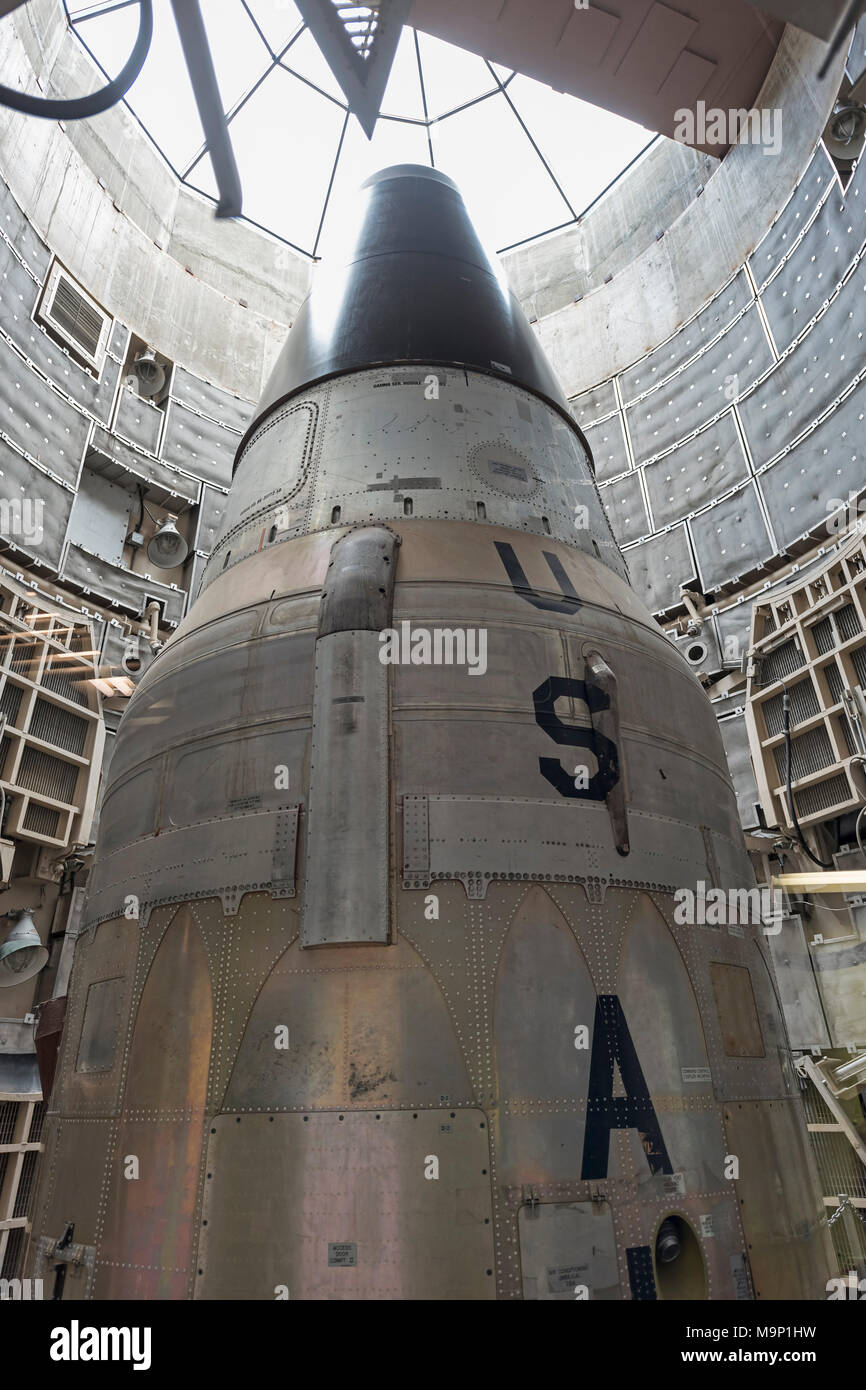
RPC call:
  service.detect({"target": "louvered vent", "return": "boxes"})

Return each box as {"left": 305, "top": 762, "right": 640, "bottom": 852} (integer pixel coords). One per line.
{"left": 29, "top": 698, "right": 88, "bottom": 755}
{"left": 16, "top": 747, "right": 78, "bottom": 803}
{"left": 772, "top": 726, "right": 834, "bottom": 783}
{"left": 39, "top": 263, "right": 110, "bottom": 369}
{"left": 825, "top": 663, "right": 845, "bottom": 704}
{"left": 759, "top": 638, "right": 803, "bottom": 685}
{"left": 22, "top": 803, "right": 60, "bottom": 838}
{"left": 41, "top": 660, "right": 90, "bottom": 707}
{"left": 0, "top": 682, "right": 22, "bottom": 724}
{"left": 762, "top": 679, "right": 820, "bottom": 737}
{"left": 793, "top": 774, "right": 850, "bottom": 819}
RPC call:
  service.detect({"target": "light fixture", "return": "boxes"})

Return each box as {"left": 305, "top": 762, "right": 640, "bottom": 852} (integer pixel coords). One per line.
{"left": 0, "top": 909, "right": 48, "bottom": 986}
{"left": 146, "top": 517, "right": 188, "bottom": 569}
{"left": 134, "top": 347, "right": 166, "bottom": 398}
{"left": 773, "top": 871, "right": 866, "bottom": 895}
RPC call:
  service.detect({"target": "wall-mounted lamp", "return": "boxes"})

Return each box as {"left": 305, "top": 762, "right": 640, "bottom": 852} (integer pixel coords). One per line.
{"left": 0, "top": 908, "right": 48, "bottom": 986}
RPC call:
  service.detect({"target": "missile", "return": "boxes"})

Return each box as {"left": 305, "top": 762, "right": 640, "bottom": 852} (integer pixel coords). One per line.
{"left": 31, "top": 165, "right": 833, "bottom": 1301}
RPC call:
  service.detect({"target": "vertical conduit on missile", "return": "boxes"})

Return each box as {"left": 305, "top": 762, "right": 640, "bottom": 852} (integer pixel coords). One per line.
{"left": 302, "top": 527, "right": 400, "bottom": 947}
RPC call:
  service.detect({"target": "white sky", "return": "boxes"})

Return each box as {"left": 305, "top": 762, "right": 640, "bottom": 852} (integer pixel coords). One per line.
{"left": 66, "top": 0, "right": 655, "bottom": 258}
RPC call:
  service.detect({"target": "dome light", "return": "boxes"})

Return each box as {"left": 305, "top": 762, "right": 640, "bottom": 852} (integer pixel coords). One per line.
{"left": 0, "top": 909, "right": 48, "bottom": 986}
{"left": 146, "top": 517, "right": 189, "bottom": 569}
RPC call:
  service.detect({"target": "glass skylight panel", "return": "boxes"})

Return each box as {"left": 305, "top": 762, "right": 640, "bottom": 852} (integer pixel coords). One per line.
{"left": 431, "top": 92, "right": 572, "bottom": 250}
{"left": 378, "top": 27, "right": 426, "bottom": 121}
{"left": 198, "top": 66, "right": 345, "bottom": 250}
{"left": 280, "top": 25, "right": 351, "bottom": 102}
{"left": 505, "top": 74, "right": 652, "bottom": 216}
{"left": 416, "top": 31, "right": 498, "bottom": 118}
{"left": 243, "top": 0, "right": 303, "bottom": 55}
{"left": 197, "top": 1, "right": 275, "bottom": 114}
{"left": 71, "top": 1, "right": 204, "bottom": 172}
{"left": 63, "top": 4, "right": 660, "bottom": 258}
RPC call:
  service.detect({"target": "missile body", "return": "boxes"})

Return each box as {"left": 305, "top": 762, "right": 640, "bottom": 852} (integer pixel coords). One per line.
{"left": 31, "top": 166, "right": 832, "bottom": 1300}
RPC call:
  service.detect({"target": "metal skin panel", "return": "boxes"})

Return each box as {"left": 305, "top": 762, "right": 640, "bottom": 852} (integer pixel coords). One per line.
{"left": 223, "top": 932, "right": 473, "bottom": 1112}
{"left": 583, "top": 413, "right": 630, "bottom": 483}
{"left": 0, "top": 437, "right": 75, "bottom": 567}
{"left": 722, "top": 1101, "right": 835, "bottom": 1299}
{"left": 75, "top": 977, "right": 125, "bottom": 1074}
{"left": 689, "top": 481, "right": 773, "bottom": 591}
{"left": 760, "top": 182, "right": 865, "bottom": 351}
{"left": 619, "top": 270, "right": 754, "bottom": 405}
{"left": 626, "top": 306, "right": 774, "bottom": 463}
{"left": 160, "top": 398, "right": 237, "bottom": 487}
{"left": 709, "top": 963, "right": 765, "bottom": 1057}
{"left": 29, "top": 1118, "right": 113, "bottom": 1299}
{"left": 196, "top": 1110, "right": 495, "bottom": 1300}
{"left": 643, "top": 413, "right": 750, "bottom": 530}
{"left": 740, "top": 261, "right": 866, "bottom": 467}
{"left": 518, "top": 1202, "right": 620, "bottom": 1300}
{"left": 0, "top": 332, "right": 91, "bottom": 479}
{"left": 88, "top": 423, "right": 199, "bottom": 503}
{"left": 61, "top": 543, "right": 186, "bottom": 625}
{"left": 570, "top": 379, "right": 617, "bottom": 430}
{"left": 621, "top": 523, "right": 696, "bottom": 614}
{"left": 51, "top": 917, "right": 138, "bottom": 1116}
{"left": 747, "top": 147, "right": 836, "bottom": 290}
{"left": 113, "top": 385, "right": 163, "bottom": 453}
{"left": 756, "top": 382, "right": 866, "bottom": 551}
{"left": 203, "top": 368, "right": 626, "bottom": 595}
{"left": 95, "top": 907, "right": 212, "bottom": 1300}
{"left": 170, "top": 363, "right": 255, "bottom": 436}
{"left": 601, "top": 470, "right": 649, "bottom": 544}
{"left": 303, "top": 630, "right": 389, "bottom": 946}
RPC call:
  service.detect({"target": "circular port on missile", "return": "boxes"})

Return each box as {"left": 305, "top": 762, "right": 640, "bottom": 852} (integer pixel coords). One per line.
{"left": 656, "top": 1217, "right": 681, "bottom": 1262}
{"left": 653, "top": 1214, "right": 707, "bottom": 1300}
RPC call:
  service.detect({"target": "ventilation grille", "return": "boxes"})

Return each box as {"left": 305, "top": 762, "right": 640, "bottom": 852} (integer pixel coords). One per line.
{"left": 773, "top": 726, "right": 835, "bottom": 782}
{"left": 41, "top": 660, "right": 90, "bottom": 707}
{"left": 811, "top": 616, "right": 835, "bottom": 655}
{"left": 760, "top": 638, "right": 804, "bottom": 685}
{"left": 21, "top": 802, "right": 61, "bottom": 837}
{"left": 29, "top": 697, "right": 88, "bottom": 755}
{"left": 850, "top": 646, "right": 866, "bottom": 689}
{"left": 762, "top": 679, "right": 819, "bottom": 736}
{"left": 0, "top": 681, "right": 22, "bottom": 724}
{"left": 27, "top": 1101, "right": 45, "bottom": 1144}
{"left": 836, "top": 603, "right": 862, "bottom": 643}
{"left": 825, "top": 663, "right": 845, "bottom": 704}
{"left": 8, "top": 640, "right": 38, "bottom": 678}
{"left": 12, "top": 1149, "right": 38, "bottom": 1219}
{"left": 0, "top": 1100, "right": 16, "bottom": 1145}
{"left": 0, "top": 1224, "right": 24, "bottom": 1281}
{"left": 793, "top": 774, "right": 850, "bottom": 818}
{"left": 41, "top": 264, "right": 109, "bottom": 366}
{"left": 17, "top": 747, "right": 78, "bottom": 803}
